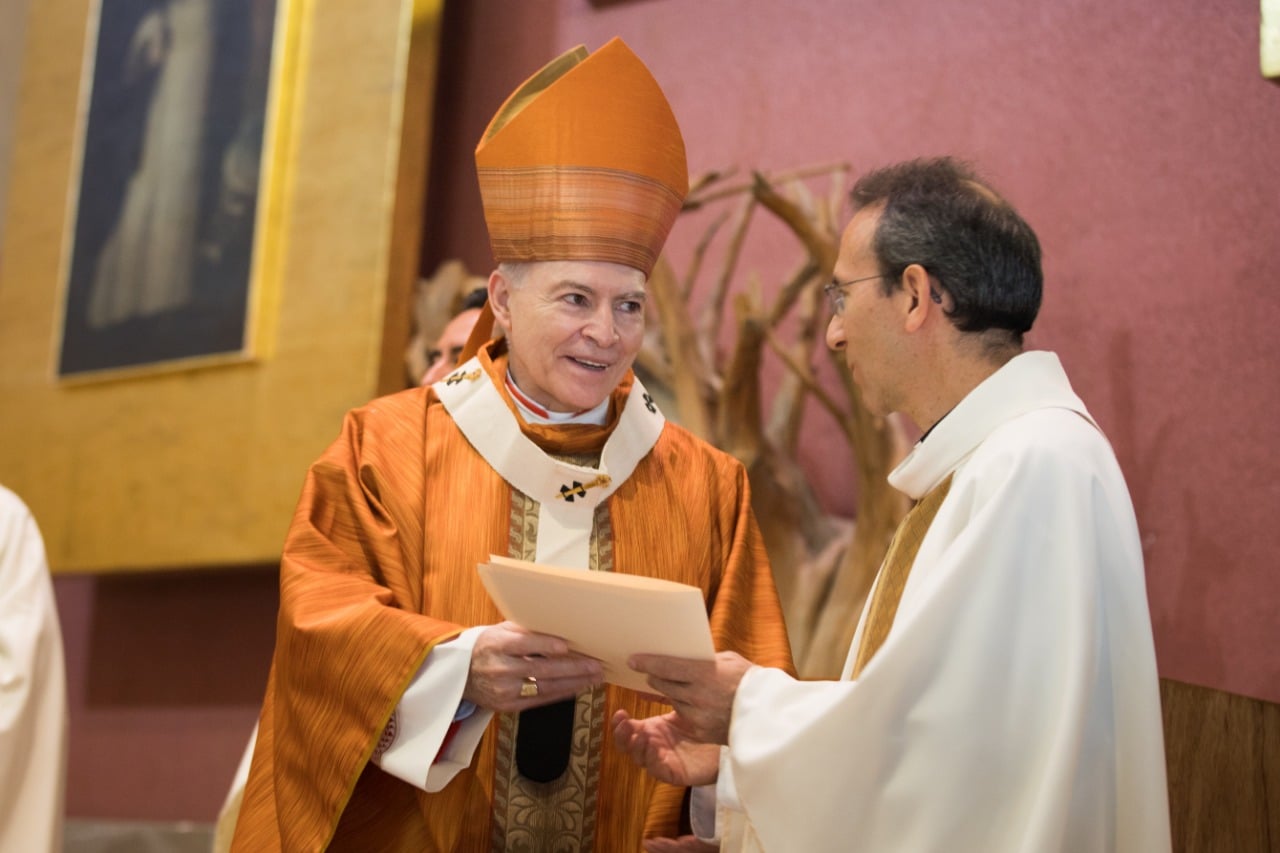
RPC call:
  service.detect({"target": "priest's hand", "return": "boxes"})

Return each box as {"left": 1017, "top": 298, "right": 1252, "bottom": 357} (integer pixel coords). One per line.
{"left": 610, "top": 709, "right": 721, "bottom": 788}
{"left": 627, "top": 651, "right": 752, "bottom": 745}
{"left": 464, "top": 621, "right": 603, "bottom": 713}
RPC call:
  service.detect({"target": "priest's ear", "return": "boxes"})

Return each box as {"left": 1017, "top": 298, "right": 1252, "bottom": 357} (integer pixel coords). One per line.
{"left": 902, "top": 263, "right": 937, "bottom": 333}
{"left": 903, "top": 264, "right": 953, "bottom": 334}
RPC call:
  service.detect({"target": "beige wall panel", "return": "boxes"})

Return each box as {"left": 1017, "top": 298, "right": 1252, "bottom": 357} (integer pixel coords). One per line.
{"left": 0, "top": 0, "right": 441, "bottom": 571}
{"left": 0, "top": 0, "right": 32, "bottom": 249}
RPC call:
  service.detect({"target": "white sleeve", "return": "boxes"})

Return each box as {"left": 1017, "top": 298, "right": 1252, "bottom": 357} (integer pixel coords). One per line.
{"left": 371, "top": 625, "right": 495, "bottom": 792}
{"left": 714, "top": 745, "right": 743, "bottom": 815}
{"left": 690, "top": 782, "right": 722, "bottom": 842}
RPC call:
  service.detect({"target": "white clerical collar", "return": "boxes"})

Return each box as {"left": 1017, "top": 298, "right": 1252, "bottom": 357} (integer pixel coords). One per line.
{"left": 435, "top": 356, "right": 666, "bottom": 568}
{"left": 889, "top": 351, "right": 1095, "bottom": 499}
{"left": 504, "top": 370, "right": 610, "bottom": 426}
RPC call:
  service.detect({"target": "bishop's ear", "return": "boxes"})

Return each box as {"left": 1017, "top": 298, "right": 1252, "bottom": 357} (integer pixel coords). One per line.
{"left": 488, "top": 269, "right": 513, "bottom": 330}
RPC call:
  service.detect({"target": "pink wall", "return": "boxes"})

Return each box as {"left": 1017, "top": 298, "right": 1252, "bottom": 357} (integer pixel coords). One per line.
{"left": 53, "top": 0, "right": 1279, "bottom": 824}
{"left": 426, "top": 0, "right": 1280, "bottom": 704}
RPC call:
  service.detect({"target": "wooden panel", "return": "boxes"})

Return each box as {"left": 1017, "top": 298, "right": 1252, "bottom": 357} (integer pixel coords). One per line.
{"left": 377, "top": 0, "right": 444, "bottom": 396}
{"left": 1161, "top": 678, "right": 1280, "bottom": 852}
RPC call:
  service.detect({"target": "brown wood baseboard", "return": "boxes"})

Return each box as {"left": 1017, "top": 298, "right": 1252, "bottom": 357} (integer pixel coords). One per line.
{"left": 1160, "top": 678, "right": 1280, "bottom": 852}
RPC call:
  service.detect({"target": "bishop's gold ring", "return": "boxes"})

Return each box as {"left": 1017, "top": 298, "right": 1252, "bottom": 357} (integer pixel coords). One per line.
{"left": 519, "top": 676, "right": 539, "bottom": 699}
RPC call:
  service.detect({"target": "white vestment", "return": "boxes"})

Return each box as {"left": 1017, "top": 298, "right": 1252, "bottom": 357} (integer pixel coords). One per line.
{"left": 0, "top": 486, "right": 68, "bottom": 853}
{"left": 719, "top": 351, "right": 1171, "bottom": 852}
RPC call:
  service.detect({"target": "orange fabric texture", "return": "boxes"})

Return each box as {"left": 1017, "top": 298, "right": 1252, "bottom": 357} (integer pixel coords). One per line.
{"left": 231, "top": 342, "right": 793, "bottom": 852}
{"left": 475, "top": 38, "right": 687, "bottom": 276}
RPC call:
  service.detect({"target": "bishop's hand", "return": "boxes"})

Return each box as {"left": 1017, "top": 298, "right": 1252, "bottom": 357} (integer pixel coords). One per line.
{"left": 463, "top": 621, "right": 602, "bottom": 713}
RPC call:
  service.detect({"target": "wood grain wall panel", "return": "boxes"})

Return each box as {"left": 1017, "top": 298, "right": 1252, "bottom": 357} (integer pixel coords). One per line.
{"left": 1161, "top": 678, "right": 1280, "bottom": 852}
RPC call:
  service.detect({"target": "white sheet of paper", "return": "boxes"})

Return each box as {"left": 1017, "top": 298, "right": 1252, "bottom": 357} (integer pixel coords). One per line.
{"left": 477, "top": 554, "right": 716, "bottom": 693}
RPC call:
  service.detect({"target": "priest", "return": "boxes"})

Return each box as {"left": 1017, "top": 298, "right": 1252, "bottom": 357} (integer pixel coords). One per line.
{"left": 231, "top": 38, "right": 792, "bottom": 852}
{"left": 613, "top": 157, "right": 1171, "bottom": 852}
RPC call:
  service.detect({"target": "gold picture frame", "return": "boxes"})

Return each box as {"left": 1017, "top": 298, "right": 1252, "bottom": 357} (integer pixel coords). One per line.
{"left": 0, "top": 0, "right": 442, "bottom": 572}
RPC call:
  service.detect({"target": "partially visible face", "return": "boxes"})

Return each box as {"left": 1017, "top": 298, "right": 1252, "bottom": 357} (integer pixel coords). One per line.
{"left": 421, "top": 307, "right": 483, "bottom": 386}
{"left": 493, "top": 260, "right": 647, "bottom": 413}
{"left": 825, "top": 206, "right": 904, "bottom": 416}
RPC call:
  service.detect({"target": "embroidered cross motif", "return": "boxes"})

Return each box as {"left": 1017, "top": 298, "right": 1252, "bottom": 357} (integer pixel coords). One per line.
{"left": 643, "top": 393, "right": 656, "bottom": 413}
{"left": 555, "top": 474, "right": 612, "bottom": 502}
{"left": 445, "top": 368, "right": 483, "bottom": 385}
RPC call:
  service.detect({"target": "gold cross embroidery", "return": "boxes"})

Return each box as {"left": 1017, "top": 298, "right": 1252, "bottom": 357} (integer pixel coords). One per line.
{"left": 555, "top": 474, "right": 612, "bottom": 502}
{"left": 444, "top": 368, "right": 483, "bottom": 385}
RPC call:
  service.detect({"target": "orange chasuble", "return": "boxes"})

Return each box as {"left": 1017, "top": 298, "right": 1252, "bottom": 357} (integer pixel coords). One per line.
{"left": 232, "top": 342, "right": 793, "bottom": 852}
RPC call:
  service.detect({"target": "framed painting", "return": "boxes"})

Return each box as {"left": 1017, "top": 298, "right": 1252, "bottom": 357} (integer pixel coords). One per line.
{"left": 55, "top": 0, "right": 283, "bottom": 380}
{"left": 0, "top": 0, "right": 438, "bottom": 571}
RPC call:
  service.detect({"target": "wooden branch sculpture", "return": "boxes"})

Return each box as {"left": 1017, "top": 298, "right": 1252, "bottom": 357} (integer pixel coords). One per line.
{"left": 646, "top": 164, "right": 910, "bottom": 678}
{"left": 405, "top": 259, "right": 488, "bottom": 386}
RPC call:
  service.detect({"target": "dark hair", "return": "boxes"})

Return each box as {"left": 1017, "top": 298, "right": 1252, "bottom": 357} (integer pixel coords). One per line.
{"left": 850, "top": 157, "right": 1042, "bottom": 343}
{"left": 459, "top": 287, "right": 489, "bottom": 311}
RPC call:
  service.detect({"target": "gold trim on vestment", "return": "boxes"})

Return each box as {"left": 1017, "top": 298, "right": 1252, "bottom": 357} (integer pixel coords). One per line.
{"left": 490, "top": 459, "right": 611, "bottom": 851}
{"left": 851, "top": 474, "right": 954, "bottom": 678}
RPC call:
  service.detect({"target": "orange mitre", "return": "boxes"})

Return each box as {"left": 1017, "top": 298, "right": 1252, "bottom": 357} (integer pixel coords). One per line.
{"left": 474, "top": 37, "right": 688, "bottom": 277}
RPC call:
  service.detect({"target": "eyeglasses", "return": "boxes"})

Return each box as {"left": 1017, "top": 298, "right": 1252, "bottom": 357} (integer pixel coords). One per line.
{"left": 823, "top": 274, "right": 890, "bottom": 314}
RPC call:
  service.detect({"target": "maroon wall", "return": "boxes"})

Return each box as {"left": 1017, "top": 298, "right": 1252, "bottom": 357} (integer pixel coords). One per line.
{"left": 54, "top": 0, "right": 1279, "bottom": 823}
{"left": 55, "top": 569, "right": 277, "bottom": 820}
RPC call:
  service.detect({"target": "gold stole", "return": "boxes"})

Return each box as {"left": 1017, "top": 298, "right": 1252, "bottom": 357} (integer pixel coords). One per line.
{"left": 491, "top": 454, "right": 609, "bottom": 852}
{"left": 850, "top": 474, "right": 954, "bottom": 679}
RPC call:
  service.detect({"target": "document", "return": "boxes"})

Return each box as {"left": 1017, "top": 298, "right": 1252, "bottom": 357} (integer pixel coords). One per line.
{"left": 477, "top": 554, "right": 715, "bottom": 693}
